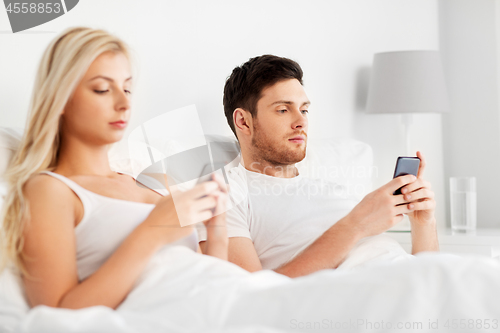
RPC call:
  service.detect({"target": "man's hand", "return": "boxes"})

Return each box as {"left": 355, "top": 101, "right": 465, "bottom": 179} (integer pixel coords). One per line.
{"left": 275, "top": 175, "right": 417, "bottom": 277}
{"left": 343, "top": 174, "right": 417, "bottom": 238}
{"left": 396, "top": 151, "right": 438, "bottom": 253}
{"left": 399, "top": 151, "right": 436, "bottom": 226}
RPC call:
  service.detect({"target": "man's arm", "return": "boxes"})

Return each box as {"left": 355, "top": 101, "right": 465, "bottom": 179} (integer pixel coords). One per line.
{"left": 401, "top": 151, "right": 439, "bottom": 254}
{"left": 273, "top": 216, "right": 363, "bottom": 277}
{"left": 200, "top": 237, "right": 262, "bottom": 272}
{"left": 279, "top": 152, "right": 440, "bottom": 274}
{"left": 410, "top": 219, "right": 439, "bottom": 254}
{"left": 227, "top": 238, "right": 263, "bottom": 272}
{"left": 225, "top": 175, "right": 419, "bottom": 277}
{"left": 225, "top": 223, "right": 361, "bottom": 276}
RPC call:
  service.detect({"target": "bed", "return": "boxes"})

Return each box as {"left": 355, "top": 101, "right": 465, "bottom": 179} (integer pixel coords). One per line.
{"left": 1, "top": 126, "right": 500, "bottom": 333}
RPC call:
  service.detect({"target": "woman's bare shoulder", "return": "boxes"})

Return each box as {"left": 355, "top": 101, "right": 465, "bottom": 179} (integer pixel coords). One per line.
{"left": 24, "top": 173, "right": 76, "bottom": 209}
{"left": 21, "top": 173, "right": 79, "bottom": 227}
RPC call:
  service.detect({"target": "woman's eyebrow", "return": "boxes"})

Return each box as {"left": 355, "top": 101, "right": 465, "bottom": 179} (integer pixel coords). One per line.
{"left": 88, "top": 75, "right": 133, "bottom": 82}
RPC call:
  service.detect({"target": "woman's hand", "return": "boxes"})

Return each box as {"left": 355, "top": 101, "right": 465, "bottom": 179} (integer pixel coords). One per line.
{"left": 401, "top": 151, "right": 437, "bottom": 227}
{"left": 142, "top": 179, "right": 222, "bottom": 246}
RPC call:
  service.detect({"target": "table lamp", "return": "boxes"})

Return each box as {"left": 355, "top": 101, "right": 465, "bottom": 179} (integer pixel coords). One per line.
{"left": 366, "top": 50, "right": 450, "bottom": 155}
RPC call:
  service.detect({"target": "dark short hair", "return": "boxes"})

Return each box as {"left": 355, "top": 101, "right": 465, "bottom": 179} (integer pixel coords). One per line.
{"left": 223, "top": 55, "right": 303, "bottom": 138}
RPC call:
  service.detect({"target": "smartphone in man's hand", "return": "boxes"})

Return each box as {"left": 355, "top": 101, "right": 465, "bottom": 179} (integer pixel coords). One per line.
{"left": 393, "top": 157, "right": 420, "bottom": 195}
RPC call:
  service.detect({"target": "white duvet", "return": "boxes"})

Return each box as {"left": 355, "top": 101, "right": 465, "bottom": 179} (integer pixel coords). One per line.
{"left": 3, "top": 235, "right": 500, "bottom": 333}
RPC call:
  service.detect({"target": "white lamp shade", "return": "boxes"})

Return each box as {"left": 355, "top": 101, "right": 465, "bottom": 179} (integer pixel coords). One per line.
{"left": 366, "top": 50, "right": 450, "bottom": 114}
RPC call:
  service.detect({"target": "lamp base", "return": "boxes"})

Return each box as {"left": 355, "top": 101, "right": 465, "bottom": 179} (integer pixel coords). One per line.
{"left": 402, "top": 114, "right": 413, "bottom": 156}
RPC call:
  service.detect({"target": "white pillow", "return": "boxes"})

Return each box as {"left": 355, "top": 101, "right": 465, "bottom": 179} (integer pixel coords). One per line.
{"left": 0, "top": 264, "right": 30, "bottom": 332}
{"left": 0, "top": 173, "right": 30, "bottom": 331}
{"left": 297, "top": 137, "right": 373, "bottom": 200}
{"left": 1, "top": 128, "right": 373, "bottom": 198}
{"left": 0, "top": 127, "right": 24, "bottom": 182}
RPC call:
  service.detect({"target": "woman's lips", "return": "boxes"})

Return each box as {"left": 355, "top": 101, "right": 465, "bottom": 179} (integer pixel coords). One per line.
{"left": 109, "top": 120, "right": 127, "bottom": 129}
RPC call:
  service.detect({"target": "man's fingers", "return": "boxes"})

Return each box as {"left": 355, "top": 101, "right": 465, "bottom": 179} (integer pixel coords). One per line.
{"left": 397, "top": 187, "right": 434, "bottom": 204}
{"left": 416, "top": 151, "right": 425, "bottom": 178}
{"left": 386, "top": 174, "right": 416, "bottom": 192}
{"left": 408, "top": 199, "right": 435, "bottom": 211}
{"left": 394, "top": 204, "right": 413, "bottom": 215}
{"left": 401, "top": 179, "right": 431, "bottom": 195}
{"left": 394, "top": 198, "right": 435, "bottom": 215}
{"left": 393, "top": 193, "right": 412, "bottom": 206}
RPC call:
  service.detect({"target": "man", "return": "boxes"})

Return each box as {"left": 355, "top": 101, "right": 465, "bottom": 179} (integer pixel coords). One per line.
{"left": 199, "top": 55, "right": 438, "bottom": 278}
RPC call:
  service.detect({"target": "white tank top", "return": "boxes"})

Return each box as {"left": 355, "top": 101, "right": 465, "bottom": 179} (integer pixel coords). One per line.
{"left": 39, "top": 171, "right": 198, "bottom": 281}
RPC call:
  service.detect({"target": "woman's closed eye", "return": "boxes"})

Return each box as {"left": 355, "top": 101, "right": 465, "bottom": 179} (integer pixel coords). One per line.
{"left": 94, "top": 89, "right": 132, "bottom": 95}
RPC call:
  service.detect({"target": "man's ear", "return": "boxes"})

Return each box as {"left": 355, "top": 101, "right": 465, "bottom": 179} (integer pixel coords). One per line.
{"left": 233, "top": 108, "right": 252, "bottom": 137}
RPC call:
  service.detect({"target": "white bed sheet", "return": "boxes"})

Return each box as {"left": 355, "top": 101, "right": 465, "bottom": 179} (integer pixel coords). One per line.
{"left": 3, "top": 240, "right": 500, "bottom": 333}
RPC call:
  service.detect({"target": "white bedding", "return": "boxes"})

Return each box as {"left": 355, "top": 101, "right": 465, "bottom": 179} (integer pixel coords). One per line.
{"left": 4, "top": 239, "right": 500, "bottom": 333}
{"left": 0, "top": 126, "right": 494, "bottom": 332}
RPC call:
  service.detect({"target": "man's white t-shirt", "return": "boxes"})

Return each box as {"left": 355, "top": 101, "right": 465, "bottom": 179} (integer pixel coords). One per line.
{"left": 197, "top": 163, "right": 360, "bottom": 270}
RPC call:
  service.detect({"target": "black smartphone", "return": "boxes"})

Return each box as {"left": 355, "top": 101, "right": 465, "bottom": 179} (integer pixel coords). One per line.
{"left": 392, "top": 157, "right": 420, "bottom": 195}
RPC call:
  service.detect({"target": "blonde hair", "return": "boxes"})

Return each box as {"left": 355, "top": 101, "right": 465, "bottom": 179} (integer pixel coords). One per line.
{"left": 0, "top": 27, "right": 132, "bottom": 276}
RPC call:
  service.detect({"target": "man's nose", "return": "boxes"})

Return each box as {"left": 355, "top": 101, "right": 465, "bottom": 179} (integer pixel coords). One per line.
{"left": 292, "top": 110, "right": 307, "bottom": 129}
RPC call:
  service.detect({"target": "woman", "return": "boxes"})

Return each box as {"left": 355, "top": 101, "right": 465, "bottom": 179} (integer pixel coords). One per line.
{"left": 0, "top": 27, "right": 228, "bottom": 310}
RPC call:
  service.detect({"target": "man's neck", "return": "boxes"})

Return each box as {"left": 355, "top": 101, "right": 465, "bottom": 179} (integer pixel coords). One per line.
{"left": 241, "top": 153, "right": 299, "bottom": 178}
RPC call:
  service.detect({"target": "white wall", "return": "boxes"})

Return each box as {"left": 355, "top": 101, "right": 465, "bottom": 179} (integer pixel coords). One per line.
{"left": 0, "top": 0, "right": 446, "bottom": 226}
{"left": 439, "top": 0, "right": 500, "bottom": 229}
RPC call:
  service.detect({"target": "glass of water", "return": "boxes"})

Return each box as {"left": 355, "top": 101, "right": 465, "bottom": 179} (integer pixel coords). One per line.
{"left": 449, "top": 177, "right": 477, "bottom": 233}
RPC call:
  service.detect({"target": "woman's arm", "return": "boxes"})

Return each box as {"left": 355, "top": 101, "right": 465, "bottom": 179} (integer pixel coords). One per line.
{"left": 22, "top": 175, "right": 220, "bottom": 309}
{"left": 22, "top": 175, "right": 171, "bottom": 309}
{"left": 22, "top": 175, "right": 81, "bottom": 308}
{"left": 58, "top": 222, "right": 167, "bottom": 309}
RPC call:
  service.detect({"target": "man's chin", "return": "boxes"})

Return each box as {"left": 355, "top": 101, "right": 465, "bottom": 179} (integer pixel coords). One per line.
{"left": 251, "top": 137, "right": 307, "bottom": 165}
{"left": 287, "top": 147, "right": 307, "bottom": 164}
{"left": 294, "top": 152, "right": 306, "bottom": 163}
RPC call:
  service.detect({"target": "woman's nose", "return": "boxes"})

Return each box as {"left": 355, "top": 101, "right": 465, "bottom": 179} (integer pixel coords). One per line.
{"left": 115, "top": 89, "right": 130, "bottom": 112}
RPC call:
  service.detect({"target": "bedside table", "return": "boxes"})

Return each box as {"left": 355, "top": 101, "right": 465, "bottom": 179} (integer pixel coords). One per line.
{"left": 385, "top": 228, "right": 500, "bottom": 258}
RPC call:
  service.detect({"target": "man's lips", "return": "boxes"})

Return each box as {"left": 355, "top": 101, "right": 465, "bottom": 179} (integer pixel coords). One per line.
{"left": 288, "top": 135, "right": 306, "bottom": 143}
{"left": 109, "top": 120, "right": 127, "bottom": 128}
